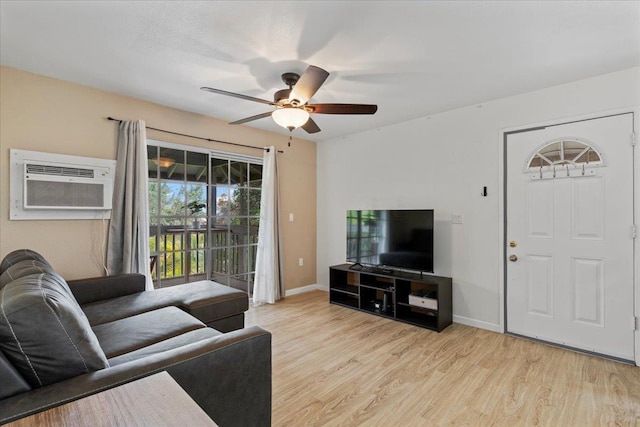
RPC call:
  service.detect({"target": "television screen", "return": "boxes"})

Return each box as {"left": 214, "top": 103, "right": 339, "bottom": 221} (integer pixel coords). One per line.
{"left": 346, "top": 209, "right": 434, "bottom": 272}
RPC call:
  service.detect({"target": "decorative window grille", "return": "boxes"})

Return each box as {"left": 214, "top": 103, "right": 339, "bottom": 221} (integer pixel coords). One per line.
{"left": 526, "top": 139, "right": 604, "bottom": 179}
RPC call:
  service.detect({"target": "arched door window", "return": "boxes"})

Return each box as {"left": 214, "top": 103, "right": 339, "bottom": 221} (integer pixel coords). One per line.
{"left": 526, "top": 139, "right": 603, "bottom": 179}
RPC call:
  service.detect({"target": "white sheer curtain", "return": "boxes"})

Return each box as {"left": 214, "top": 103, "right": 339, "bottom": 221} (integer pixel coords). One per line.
{"left": 253, "top": 147, "right": 283, "bottom": 304}
{"left": 107, "top": 120, "right": 153, "bottom": 290}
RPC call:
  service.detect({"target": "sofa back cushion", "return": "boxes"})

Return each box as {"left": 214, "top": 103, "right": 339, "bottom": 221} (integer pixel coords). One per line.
{"left": 0, "top": 260, "right": 54, "bottom": 288}
{"left": 0, "top": 249, "right": 50, "bottom": 275}
{"left": 0, "top": 272, "right": 109, "bottom": 387}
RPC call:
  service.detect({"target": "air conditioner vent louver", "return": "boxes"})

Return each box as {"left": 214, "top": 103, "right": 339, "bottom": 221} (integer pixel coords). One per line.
{"left": 26, "top": 163, "right": 95, "bottom": 178}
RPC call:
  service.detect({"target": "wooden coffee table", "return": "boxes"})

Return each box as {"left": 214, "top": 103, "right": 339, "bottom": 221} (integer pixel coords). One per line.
{"left": 6, "top": 371, "right": 217, "bottom": 426}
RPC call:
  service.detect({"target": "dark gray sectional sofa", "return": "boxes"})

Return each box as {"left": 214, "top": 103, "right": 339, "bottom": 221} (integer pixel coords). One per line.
{"left": 0, "top": 249, "right": 271, "bottom": 426}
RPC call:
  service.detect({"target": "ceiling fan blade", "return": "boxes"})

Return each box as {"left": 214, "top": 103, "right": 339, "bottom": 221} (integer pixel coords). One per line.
{"left": 308, "top": 103, "right": 378, "bottom": 115}
{"left": 200, "top": 87, "right": 275, "bottom": 106}
{"left": 301, "top": 117, "right": 321, "bottom": 134}
{"left": 229, "top": 111, "right": 273, "bottom": 125}
{"left": 288, "top": 65, "right": 329, "bottom": 106}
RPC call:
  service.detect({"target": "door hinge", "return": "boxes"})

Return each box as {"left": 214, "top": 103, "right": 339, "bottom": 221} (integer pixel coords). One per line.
{"left": 632, "top": 132, "right": 636, "bottom": 146}
{"left": 635, "top": 316, "right": 639, "bottom": 331}
{"left": 633, "top": 225, "right": 637, "bottom": 239}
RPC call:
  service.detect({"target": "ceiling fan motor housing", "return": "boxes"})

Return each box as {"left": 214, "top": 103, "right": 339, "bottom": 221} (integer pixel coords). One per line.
{"left": 274, "top": 88, "right": 292, "bottom": 104}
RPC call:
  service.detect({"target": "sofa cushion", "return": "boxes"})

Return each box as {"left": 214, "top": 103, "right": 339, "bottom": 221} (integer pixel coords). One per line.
{"left": 0, "top": 249, "right": 50, "bottom": 275}
{"left": 0, "top": 260, "right": 54, "bottom": 288}
{"left": 92, "top": 306, "right": 206, "bottom": 358}
{"left": 82, "top": 281, "right": 248, "bottom": 326}
{"left": 0, "top": 273, "right": 109, "bottom": 387}
{"left": 0, "top": 350, "right": 31, "bottom": 399}
{"left": 107, "top": 327, "right": 222, "bottom": 366}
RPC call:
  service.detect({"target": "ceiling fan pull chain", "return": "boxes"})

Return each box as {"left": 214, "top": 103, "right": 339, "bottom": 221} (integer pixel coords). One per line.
{"left": 288, "top": 132, "right": 292, "bottom": 147}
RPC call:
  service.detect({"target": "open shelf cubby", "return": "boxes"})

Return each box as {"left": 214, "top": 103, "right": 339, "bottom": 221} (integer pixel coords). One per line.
{"left": 329, "top": 264, "right": 452, "bottom": 332}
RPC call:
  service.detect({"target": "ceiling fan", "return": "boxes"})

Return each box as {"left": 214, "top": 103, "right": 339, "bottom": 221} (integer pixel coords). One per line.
{"left": 200, "top": 65, "right": 377, "bottom": 134}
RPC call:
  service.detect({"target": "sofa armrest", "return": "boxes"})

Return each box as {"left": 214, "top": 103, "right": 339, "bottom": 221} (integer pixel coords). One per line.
{"left": 0, "top": 326, "right": 271, "bottom": 427}
{"left": 67, "top": 274, "right": 146, "bottom": 305}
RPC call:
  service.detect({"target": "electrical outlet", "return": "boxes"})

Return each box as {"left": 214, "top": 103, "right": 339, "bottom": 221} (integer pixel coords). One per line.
{"left": 289, "top": 213, "right": 294, "bottom": 222}
{"left": 452, "top": 213, "right": 464, "bottom": 224}
{"left": 298, "top": 258, "right": 304, "bottom": 266}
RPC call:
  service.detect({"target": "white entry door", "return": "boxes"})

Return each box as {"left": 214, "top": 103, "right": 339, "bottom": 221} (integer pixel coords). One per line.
{"left": 506, "top": 113, "right": 634, "bottom": 361}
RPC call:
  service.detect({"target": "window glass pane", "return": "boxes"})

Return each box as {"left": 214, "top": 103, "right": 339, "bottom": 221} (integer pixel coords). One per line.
{"left": 186, "top": 152, "right": 208, "bottom": 183}
{"left": 188, "top": 229, "right": 207, "bottom": 250}
{"left": 159, "top": 148, "right": 184, "bottom": 182}
{"left": 147, "top": 145, "right": 159, "bottom": 179}
{"left": 188, "top": 250, "right": 206, "bottom": 275}
{"left": 248, "top": 245, "right": 257, "bottom": 271}
{"left": 248, "top": 189, "right": 261, "bottom": 216}
{"left": 229, "top": 186, "right": 248, "bottom": 216}
{"left": 563, "top": 141, "right": 586, "bottom": 160}
{"left": 150, "top": 254, "right": 159, "bottom": 281}
{"left": 211, "top": 248, "right": 229, "bottom": 275}
{"left": 213, "top": 185, "right": 231, "bottom": 216}
{"left": 229, "top": 218, "right": 249, "bottom": 246}
{"left": 231, "top": 246, "right": 250, "bottom": 275}
{"left": 211, "top": 158, "right": 228, "bottom": 185}
{"left": 249, "top": 164, "right": 262, "bottom": 188}
{"left": 160, "top": 251, "right": 185, "bottom": 279}
{"left": 230, "top": 161, "right": 248, "bottom": 187}
{"left": 529, "top": 156, "right": 546, "bottom": 168}
{"left": 574, "top": 149, "right": 601, "bottom": 164}
{"left": 149, "top": 181, "right": 159, "bottom": 218}
{"left": 187, "top": 183, "right": 207, "bottom": 219}
{"left": 249, "top": 218, "right": 259, "bottom": 244}
{"left": 149, "top": 222, "right": 158, "bottom": 254}
{"left": 211, "top": 215, "right": 229, "bottom": 227}
{"left": 211, "top": 227, "right": 228, "bottom": 248}
{"left": 158, "top": 225, "right": 185, "bottom": 252}
{"left": 160, "top": 182, "right": 186, "bottom": 217}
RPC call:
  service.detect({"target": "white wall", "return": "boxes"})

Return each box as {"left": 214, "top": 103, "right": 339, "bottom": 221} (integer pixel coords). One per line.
{"left": 317, "top": 67, "right": 640, "bottom": 331}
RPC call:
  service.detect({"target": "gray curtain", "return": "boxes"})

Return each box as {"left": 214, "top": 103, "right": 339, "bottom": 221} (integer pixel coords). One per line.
{"left": 253, "top": 147, "right": 284, "bottom": 304}
{"left": 107, "top": 120, "right": 152, "bottom": 290}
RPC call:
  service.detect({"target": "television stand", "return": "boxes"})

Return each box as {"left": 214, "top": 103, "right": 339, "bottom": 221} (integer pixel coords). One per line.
{"left": 371, "top": 265, "right": 394, "bottom": 275}
{"left": 329, "top": 264, "right": 452, "bottom": 332}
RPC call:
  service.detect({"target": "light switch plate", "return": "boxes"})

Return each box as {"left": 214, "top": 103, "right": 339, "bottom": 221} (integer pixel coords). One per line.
{"left": 452, "top": 213, "right": 464, "bottom": 224}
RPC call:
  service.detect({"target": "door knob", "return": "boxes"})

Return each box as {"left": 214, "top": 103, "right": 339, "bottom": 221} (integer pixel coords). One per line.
{"left": 509, "top": 254, "right": 518, "bottom": 262}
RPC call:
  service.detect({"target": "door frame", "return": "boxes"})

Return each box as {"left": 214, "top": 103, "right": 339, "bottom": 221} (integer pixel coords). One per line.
{"left": 498, "top": 107, "right": 639, "bottom": 365}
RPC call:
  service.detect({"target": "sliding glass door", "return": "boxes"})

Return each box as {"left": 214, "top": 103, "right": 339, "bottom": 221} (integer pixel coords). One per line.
{"left": 148, "top": 141, "right": 262, "bottom": 294}
{"left": 209, "top": 157, "right": 262, "bottom": 293}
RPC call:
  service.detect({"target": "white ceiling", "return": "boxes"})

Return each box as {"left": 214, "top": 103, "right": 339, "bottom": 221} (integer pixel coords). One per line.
{"left": 1, "top": 1, "right": 639, "bottom": 142}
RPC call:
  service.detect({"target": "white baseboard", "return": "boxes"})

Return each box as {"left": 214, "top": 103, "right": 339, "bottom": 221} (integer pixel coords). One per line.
{"left": 453, "top": 315, "right": 502, "bottom": 333}
{"left": 285, "top": 284, "right": 328, "bottom": 297}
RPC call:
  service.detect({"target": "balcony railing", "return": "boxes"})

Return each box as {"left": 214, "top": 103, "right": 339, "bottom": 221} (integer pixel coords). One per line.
{"left": 149, "top": 224, "right": 257, "bottom": 293}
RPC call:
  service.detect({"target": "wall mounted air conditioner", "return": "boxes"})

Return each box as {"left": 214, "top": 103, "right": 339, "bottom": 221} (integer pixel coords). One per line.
{"left": 10, "top": 149, "right": 117, "bottom": 220}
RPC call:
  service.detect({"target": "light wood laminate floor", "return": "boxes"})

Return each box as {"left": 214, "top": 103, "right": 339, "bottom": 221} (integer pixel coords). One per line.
{"left": 246, "top": 291, "right": 640, "bottom": 427}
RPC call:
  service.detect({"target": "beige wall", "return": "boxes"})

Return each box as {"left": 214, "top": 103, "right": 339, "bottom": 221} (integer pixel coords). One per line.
{"left": 0, "top": 66, "right": 317, "bottom": 291}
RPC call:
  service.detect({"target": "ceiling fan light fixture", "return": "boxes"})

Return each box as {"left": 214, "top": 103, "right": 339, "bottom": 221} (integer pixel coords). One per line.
{"left": 272, "top": 107, "right": 309, "bottom": 130}
{"left": 152, "top": 156, "right": 175, "bottom": 168}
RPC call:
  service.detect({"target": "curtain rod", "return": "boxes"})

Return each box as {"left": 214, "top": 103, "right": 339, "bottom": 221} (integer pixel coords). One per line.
{"left": 106, "top": 117, "right": 283, "bottom": 153}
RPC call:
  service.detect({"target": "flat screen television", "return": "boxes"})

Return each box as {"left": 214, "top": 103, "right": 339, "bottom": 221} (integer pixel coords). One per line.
{"left": 346, "top": 209, "right": 434, "bottom": 273}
